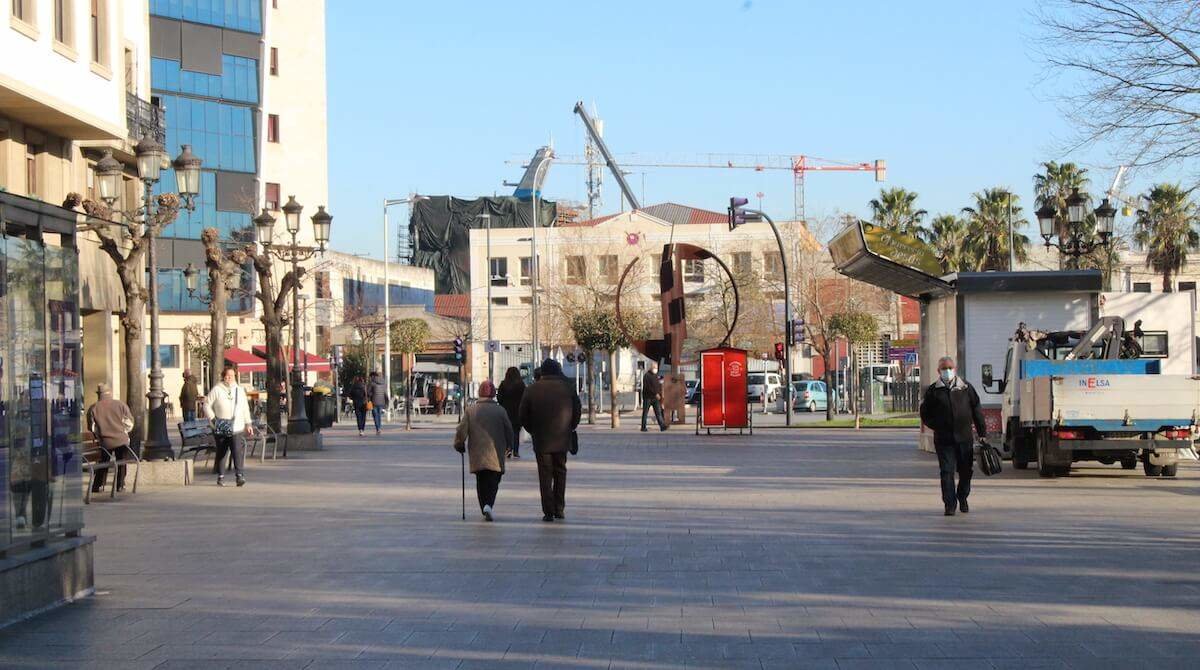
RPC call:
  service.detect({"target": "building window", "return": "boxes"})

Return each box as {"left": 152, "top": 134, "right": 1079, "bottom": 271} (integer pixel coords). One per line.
{"left": 1133, "top": 282, "right": 1152, "bottom": 293}
{"left": 1179, "top": 281, "right": 1196, "bottom": 292}
{"left": 267, "top": 114, "right": 280, "bottom": 143}
{"left": 123, "top": 47, "right": 135, "bottom": 93}
{"left": 90, "top": 0, "right": 107, "bottom": 65}
{"left": 315, "top": 271, "right": 330, "bottom": 299}
{"left": 269, "top": 47, "right": 278, "bottom": 75}
{"left": 566, "top": 256, "right": 586, "bottom": 284}
{"left": 265, "top": 182, "right": 280, "bottom": 210}
{"left": 598, "top": 254, "right": 618, "bottom": 284}
{"left": 54, "top": 0, "right": 73, "bottom": 45}
{"left": 24, "top": 144, "right": 39, "bottom": 197}
{"left": 519, "top": 296, "right": 533, "bottom": 305}
{"left": 11, "top": 0, "right": 33, "bottom": 23}
{"left": 490, "top": 297, "right": 509, "bottom": 306}
{"left": 145, "top": 344, "right": 180, "bottom": 369}
{"left": 489, "top": 257, "right": 508, "bottom": 286}
{"left": 1137, "top": 331, "right": 1169, "bottom": 358}
{"left": 683, "top": 259, "right": 704, "bottom": 283}
{"left": 732, "top": 251, "right": 752, "bottom": 277}
{"left": 519, "top": 256, "right": 532, "bottom": 286}
{"left": 764, "top": 252, "right": 783, "bottom": 279}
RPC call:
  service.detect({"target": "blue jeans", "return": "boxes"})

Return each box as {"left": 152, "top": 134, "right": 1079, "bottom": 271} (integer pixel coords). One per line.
{"left": 371, "top": 406, "right": 383, "bottom": 431}
{"left": 183, "top": 409, "right": 196, "bottom": 423}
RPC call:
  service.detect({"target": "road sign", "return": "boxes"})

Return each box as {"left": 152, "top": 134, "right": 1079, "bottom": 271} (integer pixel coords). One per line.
{"left": 484, "top": 339, "right": 501, "bottom": 353}
{"left": 903, "top": 352, "right": 918, "bottom": 365}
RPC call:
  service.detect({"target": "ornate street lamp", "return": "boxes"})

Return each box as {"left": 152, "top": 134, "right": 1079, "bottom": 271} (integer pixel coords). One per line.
{"left": 95, "top": 150, "right": 124, "bottom": 205}
{"left": 1040, "top": 188, "right": 1114, "bottom": 261}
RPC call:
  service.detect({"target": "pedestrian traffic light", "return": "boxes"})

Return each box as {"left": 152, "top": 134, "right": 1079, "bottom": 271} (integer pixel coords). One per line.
{"left": 788, "top": 319, "right": 805, "bottom": 346}
{"left": 728, "top": 197, "right": 750, "bottom": 231}
{"left": 453, "top": 337, "right": 465, "bottom": 363}
{"left": 774, "top": 342, "right": 785, "bottom": 361}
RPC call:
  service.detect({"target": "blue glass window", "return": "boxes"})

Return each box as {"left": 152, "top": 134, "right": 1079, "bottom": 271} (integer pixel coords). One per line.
{"left": 155, "top": 170, "right": 255, "bottom": 242}
{"left": 153, "top": 57, "right": 258, "bottom": 103}
{"left": 155, "top": 267, "right": 254, "bottom": 314}
{"left": 150, "top": 0, "right": 262, "bottom": 34}
{"left": 342, "top": 279, "right": 435, "bottom": 317}
{"left": 158, "top": 94, "right": 255, "bottom": 173}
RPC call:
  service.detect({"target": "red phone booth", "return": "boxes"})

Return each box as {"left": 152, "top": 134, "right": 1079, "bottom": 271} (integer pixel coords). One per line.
{"left": 697, "top": 346, "right": 751, "bottom": 435}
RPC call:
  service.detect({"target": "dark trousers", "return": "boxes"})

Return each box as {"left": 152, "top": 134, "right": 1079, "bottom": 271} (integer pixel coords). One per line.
{"left": 91, "top": 444, "right": 133, "bottom": 492}
{"left": 641, "top": 398, "right": 666, "bottom": 430}
{"left": 535, "top": 452, "right": 568, "bottom": 517}
{"left": 10, "top": 480, "right": 49, "bottom": 527}
{"left": 214, "top": 433, "right": 245, "bottom": 477}
{"left": 934, "top": 441, "right": 973, "bottom": 508}
{"left": 475, "top": 470, "right": 502, "bottom": 511}
{"left": 354, "top": 408, "right": 367, "bottom": 431}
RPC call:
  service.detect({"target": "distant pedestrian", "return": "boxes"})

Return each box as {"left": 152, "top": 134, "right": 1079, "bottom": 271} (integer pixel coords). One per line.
{"left": 347, "top": 376, "right": 368, "bottom": 436}
{"left": 179, "top": 371, "right": 200, "bottom": 422}
{"left": 454, "top": 380, "right": 514, "bottom": 521}
{"left": 640, "top": 363, "right": 668, "bottom": 432}
{"left": 430, "top": 383, "right": 447, "bottom": 415}
{"left": 519, "top": 358, "right": 581, "bottom": 522}
{"left": 204, "top": 366, "right": 254, "bottom": 487}
{"left": 85, "top": 383, "right": 135, "bottom": 494}
{"left": 366, "top": 371, "right": 388, "bottom": 435}
{"left": 919, "top": 356, "right": 988, "bottom": 516}
{"left": 497, "top": 366, "right": 526, "bottom": 459}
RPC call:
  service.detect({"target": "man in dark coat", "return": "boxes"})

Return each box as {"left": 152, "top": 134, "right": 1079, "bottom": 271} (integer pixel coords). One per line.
{"left": 640, "top": 363, "right": 667, "bottom": 432}
{"left": 519, "top": 358, "right": 581, "bottom": 522}
{"left": 179, "top": 371, "right": 200, "bottom": 422}
{"left": 86, "top": 384, "right": 135, "bottom": 493}
{"left": 920, "top": 355, "right": 988, "bottom": 516}
{"left": 497, "top": 367, "right": 526, "bottom": 458}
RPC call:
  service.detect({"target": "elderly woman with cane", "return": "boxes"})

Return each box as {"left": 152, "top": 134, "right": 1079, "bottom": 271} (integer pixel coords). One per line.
{"left": 453, "top": 380, "right": 514, "bottom": 521}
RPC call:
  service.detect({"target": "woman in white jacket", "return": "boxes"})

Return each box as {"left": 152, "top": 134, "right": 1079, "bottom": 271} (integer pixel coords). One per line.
{"left": 204, "top": 365, "right": 255, "bottom": 487}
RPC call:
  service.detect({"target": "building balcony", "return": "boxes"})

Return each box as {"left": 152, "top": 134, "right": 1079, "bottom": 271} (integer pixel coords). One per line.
{"left": 126, "top": 93, "right": 166, "bottom": 144}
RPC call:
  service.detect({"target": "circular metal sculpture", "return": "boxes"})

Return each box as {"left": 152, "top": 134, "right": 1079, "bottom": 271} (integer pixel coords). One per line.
{"left": 614, "top": 242, "right": 740, "bottom": 366}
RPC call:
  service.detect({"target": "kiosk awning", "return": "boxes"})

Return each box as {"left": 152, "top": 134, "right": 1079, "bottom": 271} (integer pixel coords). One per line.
{"left": 829, "top": 222, "right": 953, "bottom": 298}
{"left": 251, "top": 346, "right": 332, "bottom": 372}
{"left": 224, "top": 347, "right": 267, "bottom": 372}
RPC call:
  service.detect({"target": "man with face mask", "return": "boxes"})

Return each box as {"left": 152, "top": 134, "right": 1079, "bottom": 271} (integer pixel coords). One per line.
{"left": 919, "top": 356, "right": 987, "bottom": 516}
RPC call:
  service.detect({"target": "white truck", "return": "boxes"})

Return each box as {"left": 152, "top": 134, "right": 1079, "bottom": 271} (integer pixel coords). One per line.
{"left": 982, "top": 317, "right": 1199, "bottom": 477}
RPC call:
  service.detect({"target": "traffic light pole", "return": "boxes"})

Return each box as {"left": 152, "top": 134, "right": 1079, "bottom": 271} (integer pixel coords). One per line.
{"left": 742, "top": 208, "right": 793, "bottom": 426}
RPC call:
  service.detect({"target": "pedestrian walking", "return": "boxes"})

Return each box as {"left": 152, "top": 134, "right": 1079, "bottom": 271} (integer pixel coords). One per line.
{"left": 919, "top": 355, "right": 988, "bottom": 516}
{"left": 497, "top": 366, "right": 526, "bottom": 459}
{"left": 179, "top": 371, "right": 200, "bottom": 422}
{"left": 640, "top": 363, "right": 668, "bottom": 432}
{"left": 519, "top": 358, "right": 581, "bottom": 522}
{"left": 366, "top": 371, "right": 388, "bottom": 435}
{"left": 204, "top": 366, "right": 254, "bottom": 487}
{"left": 430, "top": 383, "right": 447, "bottom": 415}
{"left": 85, "top": 384, "right": 135, "bottom": 494}
{"left": 347, "top": 376, "right": 368, "bottom": 436}
{"left": 453, "top": 380, "right": 514, "bottom": 521}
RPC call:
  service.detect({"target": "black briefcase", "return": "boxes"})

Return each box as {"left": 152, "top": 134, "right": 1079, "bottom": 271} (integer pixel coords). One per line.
{"left": 979, "top": 442, "right": 1002, "bottom": 476}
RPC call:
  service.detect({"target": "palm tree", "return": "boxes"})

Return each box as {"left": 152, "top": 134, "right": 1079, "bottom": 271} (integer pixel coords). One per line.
{"left": 868, "top": 187, "right": 927, "bottom": 238}
{"left": 1133, "top": 183, "right": 1200, "bottom": 292}
{"left": 925, "top": 214, "right": 971, "bottom": 274}
{"left": 961, "top": 188, "right": 1030, "bottom": 271}
{"left": 1033, "top": 161, "right": 1090, "bottom": 268}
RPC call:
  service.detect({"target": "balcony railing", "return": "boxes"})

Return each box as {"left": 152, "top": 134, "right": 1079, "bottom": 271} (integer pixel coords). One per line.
{"left": 126, "top": 93, "right": 166, "bottom": 144}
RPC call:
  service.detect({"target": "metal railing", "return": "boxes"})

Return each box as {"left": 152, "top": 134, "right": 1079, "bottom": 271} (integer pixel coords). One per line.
{"left": 126, "top": 93, "right": 166, "bottom": 144}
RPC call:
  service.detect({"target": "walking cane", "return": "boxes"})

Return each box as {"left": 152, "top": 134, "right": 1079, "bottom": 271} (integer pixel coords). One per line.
{"left": 461, "top": 450, "right": 466, "bottom": 520}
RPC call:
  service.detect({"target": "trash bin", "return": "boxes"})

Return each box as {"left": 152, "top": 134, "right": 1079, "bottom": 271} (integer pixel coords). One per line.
{"left": 305, "top": 388, "right": 336, "bottom": 430}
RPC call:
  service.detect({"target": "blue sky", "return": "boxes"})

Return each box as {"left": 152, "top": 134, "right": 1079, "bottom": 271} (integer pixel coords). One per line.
{"left": 326, "top": 0, "right": 1139, "bottom": 257}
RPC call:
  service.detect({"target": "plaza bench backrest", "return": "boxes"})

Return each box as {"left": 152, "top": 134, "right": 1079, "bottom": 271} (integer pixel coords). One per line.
{"left": 178, "top": 420, "right": 215, "bottom": 462}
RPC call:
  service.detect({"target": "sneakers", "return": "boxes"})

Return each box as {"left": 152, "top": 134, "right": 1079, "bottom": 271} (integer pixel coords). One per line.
{"left": 958, "top": 499, "right": 969, "bottom": 514}
{"left": 236, "top": 474, "right": 246, "bottom": 487}
{"left": 217, "top": 476, "right": 226, "bottom": 487}
{"left": 15, "top": 515, "right": 26, "bottom": 529}
{"left": 482, "top": 505, "right": 493, "bottom": 522}
{"left": 358, "top": 430, "right": 364, "bottom": 436}
{"left": 375, "top": 429, "right": 381, "bottom": 435}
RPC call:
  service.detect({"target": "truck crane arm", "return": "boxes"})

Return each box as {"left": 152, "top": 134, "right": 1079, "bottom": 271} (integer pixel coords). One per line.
{"left": 573, "top": 101, "right": 641, "bottom": 210}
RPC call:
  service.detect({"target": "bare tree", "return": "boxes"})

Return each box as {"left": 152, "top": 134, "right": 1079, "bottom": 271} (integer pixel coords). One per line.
{"left": 201, "top": 227, "right": 248, "bottom": 389}
{"left": 242, "top": 244, "right": 303, "bottom": 432}
{"left": 1037, "top": 0, "right": 1200, "bottom": 184}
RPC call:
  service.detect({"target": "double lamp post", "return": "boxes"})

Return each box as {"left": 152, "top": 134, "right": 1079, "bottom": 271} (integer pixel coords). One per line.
{"left": 1036, "top": 189, "right": 1117, "bottom": 260}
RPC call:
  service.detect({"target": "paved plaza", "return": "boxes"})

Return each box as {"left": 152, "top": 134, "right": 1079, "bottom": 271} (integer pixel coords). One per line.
{"left": 2, "top": 422, "right": 1199, "bottom": 669}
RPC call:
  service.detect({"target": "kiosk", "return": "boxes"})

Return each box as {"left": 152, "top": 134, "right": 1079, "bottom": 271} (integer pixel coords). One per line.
{"left": 696, "top": 347, "right": 752, "bottom": 435}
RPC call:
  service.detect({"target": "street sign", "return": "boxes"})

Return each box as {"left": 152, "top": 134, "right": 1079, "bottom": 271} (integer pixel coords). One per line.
{"left": 484, "top": 339, "right": 501, "bottom": 353}
{"left": 903, "top": 352, "right": 918, "bottom": 365}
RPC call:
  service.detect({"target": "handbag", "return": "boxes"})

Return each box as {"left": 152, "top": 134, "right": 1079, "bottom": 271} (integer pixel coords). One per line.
{"left": 366, "top": 401, "right": 374, "bottom": 411}
{"left": 213, "top": 385, "right": 239, "bottom": 437}
{"left": 979, "top": 441, "right": 1002, "bottom": 476}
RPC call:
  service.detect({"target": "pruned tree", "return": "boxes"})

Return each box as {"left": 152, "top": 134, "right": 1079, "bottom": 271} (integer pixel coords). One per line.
{"left": 242, "top": 244, "right": 303, "bottom": 432}
{"left": 1036, "top": 0, "right": 1200, "bottom": 187}
{"left": 571, "top": 307, "right": 632, "bottom": 428}
{"left": 829, "top": 309, "right": 880, "bottom": 428}
{"left": 200, "top": 227, "right": 248, "bottom": 388}
{"left": 78, "top": 193, "right": 181, "bottom": 449}
{"left": 390, "top": 317, "right": 431, "bottom": 430}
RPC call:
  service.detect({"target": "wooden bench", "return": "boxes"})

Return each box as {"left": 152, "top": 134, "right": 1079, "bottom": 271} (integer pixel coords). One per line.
{"left": 178, "top": 420, "right": 216, "bottom": 467}
{"left": 81, "top": 431, "right": 140, "bottom": 504}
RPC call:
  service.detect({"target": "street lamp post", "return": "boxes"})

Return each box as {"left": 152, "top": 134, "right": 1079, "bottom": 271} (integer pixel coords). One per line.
{"left": 478, "top": 212, "right": 494, "bottom": 381}
{"left": 530, "top": 154, "right": 553, "bottom": 370}
{"left": 1037, "top": 189, "right": 1116, "bottom": 263}
{"left": 383, "top": 195, "right": 426, "bottom": 422}
{"left": 254, "top": 196, "right": 333, "bottom": 435}
{"left": 96, "top": 139, "right": 202, "bottom": 459}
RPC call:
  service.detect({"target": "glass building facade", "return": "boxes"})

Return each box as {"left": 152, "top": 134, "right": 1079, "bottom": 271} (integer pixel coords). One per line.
{"left": 0, "top": 195, "right": 84, "bottom": 559}
{"left": 343, "top": 279, "right": 437, "bottom": 318}
{"left": 150, "top": 1, "right": 262, "bottom": 314}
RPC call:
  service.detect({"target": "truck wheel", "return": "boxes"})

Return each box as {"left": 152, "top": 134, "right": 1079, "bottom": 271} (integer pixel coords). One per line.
{"left": 1143, "top": 459, "right": 1163, "bottom": 477}
{"left": 1037, "top": 432, "right": 1057, "bottom": 478}
{"left": 1120, "top": 455, "right": 1137, "bottom": 470}
{"left": 1161, "top": 464, "right": 1178, "bottom": 477}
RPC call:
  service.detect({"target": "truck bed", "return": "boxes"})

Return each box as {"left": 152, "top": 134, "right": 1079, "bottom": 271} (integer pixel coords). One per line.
{"left": 1019, "top": 373, "right": 1199, "bottom": 431}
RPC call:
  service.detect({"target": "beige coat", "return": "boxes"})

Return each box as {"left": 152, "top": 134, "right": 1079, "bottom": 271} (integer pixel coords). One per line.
{"left": 454, "top": 399, "right": 514, "bottom": 474}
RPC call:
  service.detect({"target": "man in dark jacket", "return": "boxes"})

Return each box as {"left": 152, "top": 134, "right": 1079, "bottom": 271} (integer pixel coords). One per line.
{"left": 920, "top": 356, "right": 988, "bottom": 516}
{"left": 519, "top": 358, "right": 581, "bottom": 522}
{"left": 640, "top": 363, "right": 667, "bottom": 432}
{"left": 179, "top": 371, "right": 200, "bottom": 422}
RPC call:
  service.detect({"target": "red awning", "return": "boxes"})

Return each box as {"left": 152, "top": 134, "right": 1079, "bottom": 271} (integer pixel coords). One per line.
{"left": 252, "top": 346, "right": 331, "bottom": 373}
{"left": 224, "top": 347, "right": 267, "bottom": 372}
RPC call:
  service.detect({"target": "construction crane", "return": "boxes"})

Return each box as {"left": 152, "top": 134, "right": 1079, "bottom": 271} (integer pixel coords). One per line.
{"left": 516, "top": 150, "right": 886, "bottom": 222}
{"left": 573, "top": 101, "right": 641, "bottom": 211}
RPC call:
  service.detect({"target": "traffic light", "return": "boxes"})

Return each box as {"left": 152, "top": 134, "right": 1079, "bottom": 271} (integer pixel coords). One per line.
{"left": 788, "top": 319, "right": 805, "bottom": 346}
{"left": 774, "top": 342, "right": 785, "bottom": 361}
{"left": 728, "top": 196, "right": 750, "bottom": 231}
{"left": 453, "top": 337, "right": 465, "bottom": 363}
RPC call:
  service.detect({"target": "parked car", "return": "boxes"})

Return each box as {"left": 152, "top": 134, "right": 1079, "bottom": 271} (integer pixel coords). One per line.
{"left": 792, "top": 380, "right": 831, "bottom": 412}
{"left": 747, "top": 372, "right": 783, "bottom": 403}
{"left": 684, "top": 379, "right": 700, "bottom": 404}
